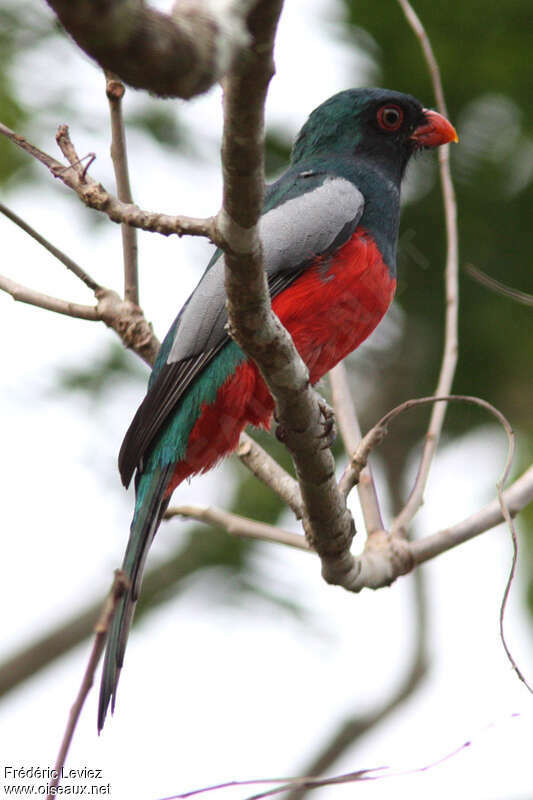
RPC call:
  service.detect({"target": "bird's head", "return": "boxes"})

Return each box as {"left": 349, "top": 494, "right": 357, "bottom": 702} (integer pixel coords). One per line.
{"left": 292, "top": 88, "right": 457, "bottom": 179}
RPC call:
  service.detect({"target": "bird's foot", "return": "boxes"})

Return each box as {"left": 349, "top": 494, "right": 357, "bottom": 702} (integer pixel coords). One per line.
{"left": 317, "top": 398, "right": 337, "bottom": 449}
{"left": 274, "top": 400, "right": 337, "bottom": 449}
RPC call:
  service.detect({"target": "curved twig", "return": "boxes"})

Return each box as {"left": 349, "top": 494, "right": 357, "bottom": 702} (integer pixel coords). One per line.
{"left": 393, "top": 0, "right": 459, "bottom": 536}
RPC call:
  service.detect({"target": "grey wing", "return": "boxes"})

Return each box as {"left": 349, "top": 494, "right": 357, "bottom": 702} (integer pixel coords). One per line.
{"left": 119, "top": 175, "right": 364, "bottom": 486}
{"left": 168, "top": 175, "right": 364, "bottom": 363}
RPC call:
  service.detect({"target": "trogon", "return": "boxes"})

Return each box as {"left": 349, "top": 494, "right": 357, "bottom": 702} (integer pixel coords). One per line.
{"left": 98, "top": 87, "right": 457, "bottom": 730}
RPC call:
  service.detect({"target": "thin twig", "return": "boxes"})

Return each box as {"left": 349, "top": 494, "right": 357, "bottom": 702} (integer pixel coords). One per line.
{"left": 466, "top": 263, "right": 533, "bottom": 307}
{"left": 497, "top": 484, "right": 533, "bottom": 693}
{"left": 329, "top": 364, "right": 384, "bottom": 533}
{"left": 236, "top": 432, "right": 303, "bottom": 517}
{"left": 0, "top": 201, "right": 101, "bottom": 291}
{"left": 105, "top": 72, "right": 139, "bottom": 305}
{"left": 0, "top": 272, "right": 99, "bottom": 320}
{"left": 164, "top": 504, "right": 309, "bottom": 551}
{"left": 160, "top": 769, "right": 382, "bottom": 800}
{"left": 392, "top": 0, "right": 459, "bottom": 536}
{"left": 46, "top": 571, "right": 129, "bottom": 800}
{"left": 0, "top": 121, "right": 219, "bottom": 241}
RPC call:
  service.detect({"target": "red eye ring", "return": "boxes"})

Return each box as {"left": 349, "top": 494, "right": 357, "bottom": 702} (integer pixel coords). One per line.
{"left": 377, "top": 104, "right": 404, "bottom": 131}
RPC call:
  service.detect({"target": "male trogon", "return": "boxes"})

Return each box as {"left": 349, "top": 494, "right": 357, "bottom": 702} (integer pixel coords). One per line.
{"left": 98, "top": 87, "right": 457, "bottom": 730}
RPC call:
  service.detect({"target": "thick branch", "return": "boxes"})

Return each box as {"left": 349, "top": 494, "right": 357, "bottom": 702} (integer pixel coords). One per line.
{"left": 0, "top": 121, "right": 218, "bottom": 241}
{"left": 220, "top": 0, "right": 358, "bottom": 590}
{"left": 45, "top": 0, "right": 254, "bottom": 99}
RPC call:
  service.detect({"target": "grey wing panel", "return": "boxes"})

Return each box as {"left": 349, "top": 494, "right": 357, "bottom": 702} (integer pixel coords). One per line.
{"left": 167, "top": 176, "right": 364, "bottom": 365}
{"left": 260, "top": 176, "right": 364, "bottom": 277}
{"left": 167, "top": 256, "right": 227, "bottom": 363}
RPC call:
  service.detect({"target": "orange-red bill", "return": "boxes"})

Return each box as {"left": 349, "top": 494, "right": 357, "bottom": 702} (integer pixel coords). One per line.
{"left": 412, "top": 109, "right": 458, "bottom": 147}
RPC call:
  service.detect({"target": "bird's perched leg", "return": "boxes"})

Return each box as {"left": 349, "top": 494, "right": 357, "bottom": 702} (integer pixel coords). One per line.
{"left": 317, "top": 397, "right": 337, "bottom": 449}
{"left": 274, "top": 396, "right": 336, "bottom": 449}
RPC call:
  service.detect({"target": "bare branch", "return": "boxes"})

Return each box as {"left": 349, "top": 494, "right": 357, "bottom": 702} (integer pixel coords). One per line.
{"left": 236, "top": 432, "right": 303, "bottom": 517}
{"left": 46, "top": 571, "right": 129, "bottom": 800}
{"left": 393, "top": 0, "right": 459, "bottom": 536}
{"left": 105, "top": 72, "right": 139, "bottom": 305}
{"left": 0, "top": 121, "right": 219, "bottom": 241}
{"left": 466, "top": 263, "right": 533, "bottom": 307}
{"left": 0, "top": 268, "right": 159, "bottom": 366}
{"left": 0, "top": 272, "right": 99, "bottom": 320}
{"left": 165, "top": 504, "right": 308, "bottom": 550}
{"left": 220, "top": 0, "right": 358, "bottom": 591}
{"left": 411, "top": 464, "right": 533, "bottom": 564}
{"left": 343, "top": 394, "right": 515, "bottom": 592}
{"left": 0, "top": 201, "right": 101, "bottom": 292}
{"left": 45, "top": 0, "right": 254, "bottom": 99}
{"left": 329, "top": 364, "right": 384, "bottom": 534}
{"left": 95, "top": 288, "right": 160, "bottom": 367}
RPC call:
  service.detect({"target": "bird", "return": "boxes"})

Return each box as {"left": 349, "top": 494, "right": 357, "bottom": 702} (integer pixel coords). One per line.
{"left": 98, "top": 87, "right": 457, "bottom": 730}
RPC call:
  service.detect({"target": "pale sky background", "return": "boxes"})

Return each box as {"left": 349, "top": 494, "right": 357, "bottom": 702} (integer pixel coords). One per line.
{"left": 0, "top": 1, "right": 532, "bottom": 799}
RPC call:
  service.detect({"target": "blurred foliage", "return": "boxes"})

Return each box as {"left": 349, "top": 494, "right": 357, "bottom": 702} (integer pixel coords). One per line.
{"left": 127, "top": 106, "right": 189, "bottom": 150}
{"left": 56, "top": 344, "right": 146, "bottom": 398}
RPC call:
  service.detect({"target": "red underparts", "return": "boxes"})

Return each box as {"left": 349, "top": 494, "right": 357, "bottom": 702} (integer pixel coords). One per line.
{"left": 166, "top": 229, "right": 396, "bottom": 493}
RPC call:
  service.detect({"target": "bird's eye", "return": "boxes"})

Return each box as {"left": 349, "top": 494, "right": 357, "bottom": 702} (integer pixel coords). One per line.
{"left": 377, "top": 104, "right": 404, "bottom": 131}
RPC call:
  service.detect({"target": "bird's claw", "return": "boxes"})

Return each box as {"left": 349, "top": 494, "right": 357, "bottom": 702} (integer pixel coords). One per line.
{"left": 317, "top": 398, "right": 337, "bottom": 449}
{"left": 274, "top": 400, "right": 336, "bottom": 449}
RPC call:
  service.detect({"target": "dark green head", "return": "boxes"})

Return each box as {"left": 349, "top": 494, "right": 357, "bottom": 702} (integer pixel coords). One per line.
{"left": 292, "top": 87, "right": 457, "bottom": 182}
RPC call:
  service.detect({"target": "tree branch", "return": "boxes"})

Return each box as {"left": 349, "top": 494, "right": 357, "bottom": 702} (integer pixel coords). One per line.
{"left": 0, "top": 121, "right": 219, "bottom": 241}
{"left": 219, "top": 0, "right": 358, "bottom": 591}
{"left": 466, "top": 263, "right": 533, "bottom": 307}
{"left": 0, "top": 272, "right": 100, "bottom": 321}
{"left": 165, "top": 504, "right": 308, "bottom": 550}
{"left": 0, "top": 201, "right": 101, "bottom": 292}
{"left": 44, "top": 0, "right": 254, "bottom": 99}
{"left": 392, "top": 0, "right": 459, "bottom": 536}
{"left": 105, "top": 72, "right": 139, "bottom": 305}
{"left": 236, "top": 432, "right": 303, "bottom": 517}
{"left": 329, "top": 363, "right": 384, "bottom": 534}
{"left": 411, "top": 463, "right": 533, "bottom": 564}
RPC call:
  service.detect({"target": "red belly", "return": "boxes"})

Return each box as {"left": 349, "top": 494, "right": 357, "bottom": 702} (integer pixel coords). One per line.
{"left": 166, "top": 229, "right": 396, "bottom": 492}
